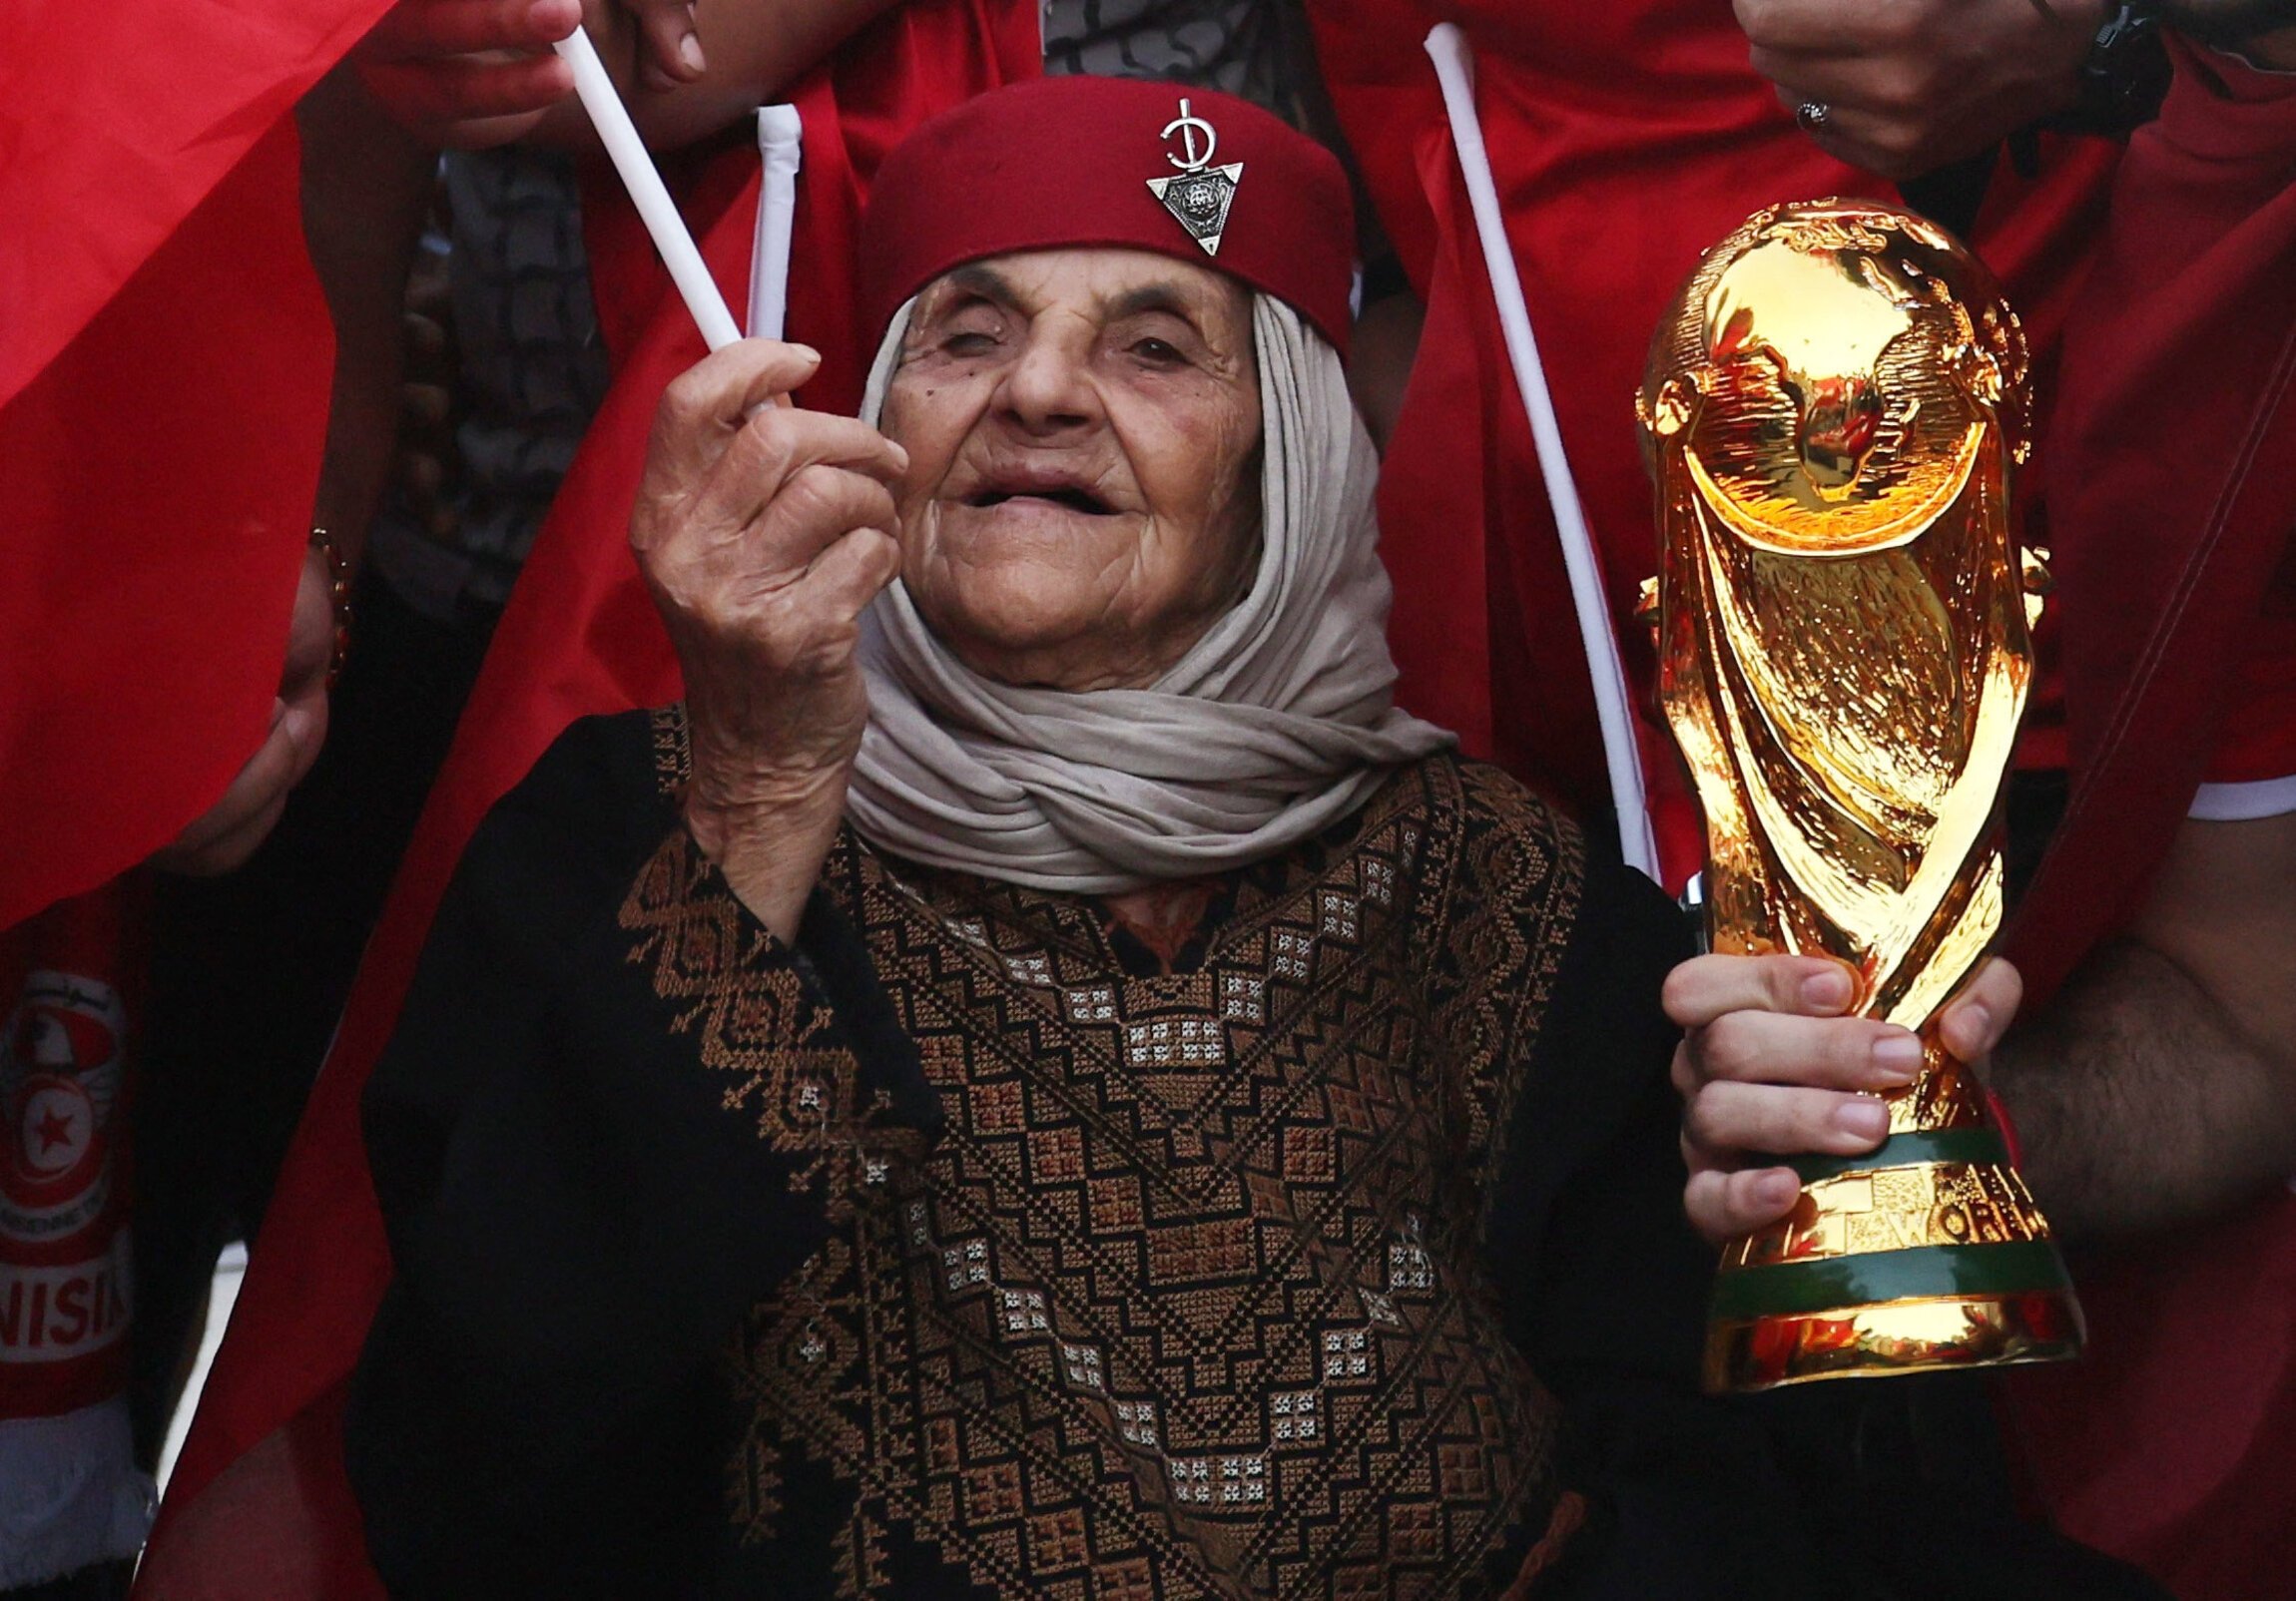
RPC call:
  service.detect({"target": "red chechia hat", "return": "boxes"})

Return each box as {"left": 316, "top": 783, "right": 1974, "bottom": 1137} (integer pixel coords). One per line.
{"left": 859, "top": 75, "right": 1356, "bottom": 356}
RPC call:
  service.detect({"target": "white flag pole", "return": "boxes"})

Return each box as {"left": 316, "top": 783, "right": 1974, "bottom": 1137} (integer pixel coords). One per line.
{"left": 552, "top": 26, "right": 742, "bottom": 351}
{"left": 746, "top": 106, "right": 805, "bottom": 341}
{"left": 1425, "top": 24, "right": 1661, "bottom": 880}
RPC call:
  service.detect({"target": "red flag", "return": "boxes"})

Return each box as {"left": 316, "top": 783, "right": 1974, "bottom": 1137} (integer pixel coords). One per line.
{"left": 139, "top": 4, "right": 1040, "bottom": 1588}
{"left": 0, "top": 0, "right": 381, "bottom": 409}
{"left": 0, "top": 0, "right": 386, "bottom": 927}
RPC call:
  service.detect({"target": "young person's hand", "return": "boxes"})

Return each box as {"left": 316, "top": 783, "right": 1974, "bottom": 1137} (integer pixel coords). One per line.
{"left": 1665, "top": 952, "right": 2022, "bottom": 1241}
{"left": 354, "top": 0, "right": 705, "bottom": 148}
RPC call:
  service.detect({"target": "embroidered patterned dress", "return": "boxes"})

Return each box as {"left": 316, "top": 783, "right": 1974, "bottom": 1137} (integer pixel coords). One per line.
{"left": 346, "top": 709, "right": 1700, "bottom": 1598}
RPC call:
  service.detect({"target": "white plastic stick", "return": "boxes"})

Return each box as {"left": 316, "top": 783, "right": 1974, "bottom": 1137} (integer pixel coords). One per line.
{"left": 553, "top": 26, "right": 742, "bottom": 351}
{"left": 747, "top": 106, "right": 805, "bottom": 340}
{"left": 1425, "top": 24, "right": 1660, "bottom": 880}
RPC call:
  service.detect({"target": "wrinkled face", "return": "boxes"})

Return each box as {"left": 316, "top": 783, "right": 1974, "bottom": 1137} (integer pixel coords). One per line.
{"left": 879, "top": 248, "right": 1263, "bottom": 692}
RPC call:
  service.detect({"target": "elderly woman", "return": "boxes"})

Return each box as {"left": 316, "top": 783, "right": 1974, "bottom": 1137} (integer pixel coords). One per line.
{"left": 344, "top": 77, "right": 2010, "bottom": 1599}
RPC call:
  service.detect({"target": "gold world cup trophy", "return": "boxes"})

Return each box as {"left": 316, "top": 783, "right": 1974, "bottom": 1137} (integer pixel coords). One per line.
{"left": 1637, "top": 199, "right": 2085, "bottom": 1391}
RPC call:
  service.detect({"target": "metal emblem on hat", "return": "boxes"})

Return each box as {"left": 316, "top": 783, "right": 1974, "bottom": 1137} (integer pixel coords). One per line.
{"left": 1146, "top": 98, "right": 1243, "bottom": 258}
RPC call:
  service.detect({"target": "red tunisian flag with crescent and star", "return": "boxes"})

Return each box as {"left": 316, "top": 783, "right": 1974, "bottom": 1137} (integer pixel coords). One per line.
{"left": 0, "top": 0, "right": 388, "bottom": 931}
{"left": 135, "top": 1, "right": 1041, "bottom": 1592}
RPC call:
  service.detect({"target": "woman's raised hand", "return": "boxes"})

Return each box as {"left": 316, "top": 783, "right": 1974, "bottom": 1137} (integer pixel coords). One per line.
{"left": 632, "top": 339, "right": 907, "bottom": 936}
{"left": 1663, "top": 952, "right": 2022, "bottom": 1244}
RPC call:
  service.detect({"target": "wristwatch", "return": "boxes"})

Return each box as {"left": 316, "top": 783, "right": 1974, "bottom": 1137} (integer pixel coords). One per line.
{"left": 2050, "top": 2, "right": 2173, "bottom": 137}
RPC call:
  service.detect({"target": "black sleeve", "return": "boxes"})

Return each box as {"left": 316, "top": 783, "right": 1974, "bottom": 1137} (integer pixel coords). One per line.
{"left": 1481, "top": 851, "right": 1705, "bottom": 1393}
{"left": 1479, "top": 853, "right": 1865, "bottom": 1599}
{"left": 344, "top": 713, "right": 936, "bottom": 1599}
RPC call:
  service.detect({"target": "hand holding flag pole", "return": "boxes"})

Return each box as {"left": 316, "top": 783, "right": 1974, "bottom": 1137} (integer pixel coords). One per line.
{"left": 551, "top": 25, "right": 742, "bottom": 351}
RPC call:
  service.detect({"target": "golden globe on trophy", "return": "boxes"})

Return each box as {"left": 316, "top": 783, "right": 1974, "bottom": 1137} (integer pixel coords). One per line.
{"left": 1638, "top": 199, "right": 2085, "bottom": 1392}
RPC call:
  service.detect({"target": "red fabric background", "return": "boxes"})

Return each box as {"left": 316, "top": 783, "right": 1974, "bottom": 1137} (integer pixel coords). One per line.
{"left": 0, "top": 0, "right": 384, "bottom": 409}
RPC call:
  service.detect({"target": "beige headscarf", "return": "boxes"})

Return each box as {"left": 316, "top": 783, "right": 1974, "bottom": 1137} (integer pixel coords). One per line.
{"left": 845, "top": 293, "right": 1452, "bottom": 893}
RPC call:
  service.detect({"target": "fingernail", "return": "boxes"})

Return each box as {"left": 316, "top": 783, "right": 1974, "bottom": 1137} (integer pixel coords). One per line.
{"left": 1802, "top": 967, "right": 1851, "bottom": 1011}
{"left": 1835, "top": 1097, "right": 1889, "bottom": 1143}
{"left": 679, "top": 31, "right": 706, "bottom": 73}
{"left": 1957, "top": 1001, "right": 1992, "bottom": 1044}
{"left": 1870, "top": 1031, "right": 1924, "bottom": 1081}
{"left": 790, "top": 343, "right": 823, "bottom": 365}
{"left": 1753, "top": 1171, "right": 1800, "bottom": 1209}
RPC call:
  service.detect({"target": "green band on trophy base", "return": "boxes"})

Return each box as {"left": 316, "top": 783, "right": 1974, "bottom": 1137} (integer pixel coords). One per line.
{"left": 1708, "top": 1240, "right": 2072, "bottom": 1324}
{"left": 1788, "top": 1126, "right": 2011, "bottom": 1184}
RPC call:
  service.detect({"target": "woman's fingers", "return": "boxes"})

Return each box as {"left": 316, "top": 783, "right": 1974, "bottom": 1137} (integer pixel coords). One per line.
{"left": 640, "top": 341, "right": 831, "bottom": 522}
{"left": 743, "top": 465, "right": 898, "bottom": 573}
{"left": 634, "top": 347, "right": 912, "bottom": 840}
{"left": 659, "top": 340, "right": 817, "bottom": 427}
{"left": 787, "top": 526, "right": 904, "bottom": 628}
{"left": 658, "top": 461, "right": 896, "bottom": 613}
{"left": 686, "top": 409, "right": 907, "bottom": 541}
{"left": 1684, "top": 1166, "right": 1803, "bottom": 1245}
{"left": 1683, "top": 1078, "right": 1890, "bottom": 1160}
{"left": 703, "top": 480, "right": 896, "bottom": 668}
{"left": 652, "top": 462, "right": 897, "bottom": 694}
{"left": 1662, "top": 951, "right": 1856, "bottom": 1029}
